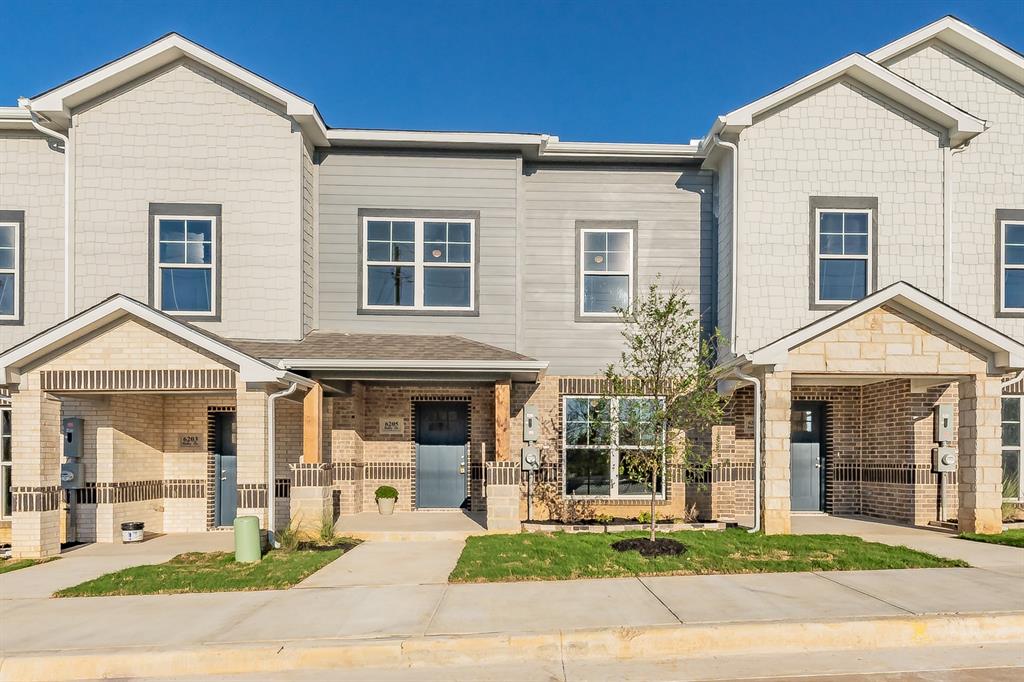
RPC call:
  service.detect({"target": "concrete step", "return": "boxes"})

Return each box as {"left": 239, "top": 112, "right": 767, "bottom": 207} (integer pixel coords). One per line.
{"left": 4, "top": 612, "right": 1021, "bottom": 682}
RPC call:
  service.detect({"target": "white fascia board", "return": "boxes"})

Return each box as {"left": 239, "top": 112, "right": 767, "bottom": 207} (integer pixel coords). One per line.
{"left": 0, "top": 107, "right": 33, "bottom": 131}
{"left": 0, "top": 295, "right": 288, "bottom": 385}
{"left": 537, "top": 140, "right": 700, "bottom": 161}
{"left": 718, "top": 54, "right": 985, "bottom": 145}
{"left": 748, "top": 282, "right": 1024, "bottom": 371}
{"left": 27, "top": 33, "right": 328, "bottom": 144}
{"left": 869, "top": 16, "right": 1024, "bottom": 86}
{"left": 326, "top": 129, "right": 549, "bottom": 147}
{"left": 278, "top": 358, "right": 549, "bottom": 372}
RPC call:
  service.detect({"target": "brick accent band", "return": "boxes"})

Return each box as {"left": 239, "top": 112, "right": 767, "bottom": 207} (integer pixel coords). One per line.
{"left": 41, "top": 369, "right": 236, "bottom": 392}
{"left": 291, "top": 463, "right": 333, "bottom": 487}
{"left": 835, "top": 464, "right": 959, "bottom": 486}
{"left": 238, "top": 484, "right": 267, "bottom": 508}
{"left": 11, "top": 486, "right": 61, "bottom": 512}
{"left": 486, "top": 461, "right": 521, "bottom": 486}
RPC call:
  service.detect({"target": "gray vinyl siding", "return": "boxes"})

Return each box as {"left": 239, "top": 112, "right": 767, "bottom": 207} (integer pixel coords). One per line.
{"left": 317, "top": 150, "right": 519, "bottom": 348}
{"left": 520, "top": 163, "right": 714, "bottom": 375}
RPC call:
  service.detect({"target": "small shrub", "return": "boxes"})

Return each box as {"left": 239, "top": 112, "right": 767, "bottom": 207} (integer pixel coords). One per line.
{"left": 594, "top": 513, "right": 614, "bottom": 525}
{"left": 681, "top": 503, "right": 700, "bottom": 523}
{"left": 318, "top": 510, "right": 337, "bottom": 544}
{"left": 636, "top": 511, "right": 652, "bottom": 525}
{"left": 375, "top": 485, "right": 399, "bottom": 500}
{"left": 276, "top": 524, "right": 301, "bottom": 552}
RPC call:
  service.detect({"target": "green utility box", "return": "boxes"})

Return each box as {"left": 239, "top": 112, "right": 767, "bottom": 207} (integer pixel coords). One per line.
{"left": 233, "top": 515, "right": 262, "bottom": 563}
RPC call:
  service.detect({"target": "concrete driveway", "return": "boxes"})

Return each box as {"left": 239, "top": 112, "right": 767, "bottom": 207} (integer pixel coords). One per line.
{"left": 0, "top": 533, "right": 233, "bottom": 600}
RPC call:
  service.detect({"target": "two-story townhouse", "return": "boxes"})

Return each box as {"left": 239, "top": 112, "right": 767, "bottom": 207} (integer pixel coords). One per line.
{"left": 0, "top": 16, "right": 1021, "bottom": 558}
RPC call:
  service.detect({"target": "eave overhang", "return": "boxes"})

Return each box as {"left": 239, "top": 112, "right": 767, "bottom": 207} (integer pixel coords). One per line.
{"left": 274, "top": 358, "right": 549, "bottom": 383}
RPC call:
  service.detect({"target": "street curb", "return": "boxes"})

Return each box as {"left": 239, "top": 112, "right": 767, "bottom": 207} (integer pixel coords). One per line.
{"left": 2, "top": 612, "right": 1022, "bottom": 681}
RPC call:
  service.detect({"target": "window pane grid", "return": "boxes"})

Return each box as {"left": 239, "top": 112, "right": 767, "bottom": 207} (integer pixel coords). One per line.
{"left": 1003, "top": 397, "right": 1023, "bottom": 502}
{"left": 563, "top": 396, "right": 663, "bottom": 499}
{"left": 1, "top": 408, "right": 11, "bottom": 519}
{"left": 363, "top": 217, "right": 474, "bottom": 310}
{"left": 580, "top": 229, "right": 633, "bottom": 316}
{"left": 155, "top": 217, "right": 216, "bottom": 315}
{"left": 816, "top": 210, "right": 870, "bottom": 303}
{"left": 0, "top": 223, "right": 18, "bottom": 318}
{"left": 1003, "top": 222, "right": 1024, "bottom": 311}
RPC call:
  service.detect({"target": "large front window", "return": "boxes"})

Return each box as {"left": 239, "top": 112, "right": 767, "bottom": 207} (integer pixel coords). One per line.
{"left": 0, "top": 222, "right": 19, "bottom": 320}
{"left": 563, "top": 396, "right": 663, "bottom": 498}
{"left": 362, "top": 217, "right": 475, "bottom": 311}
{"left": 155, "top": 216, "right": 216, "bottom": 315}
{"left": 579, "top": 228, "right": 633, "bottom": 316}
{"left": 1001, "top": 220, "right": 1024, "bottom": 313}
{"left": 1004, "top": 396, "right": 1022, "bottom": 502}
{"left": 816, "top": 209, "right": 871, "bottom": 304}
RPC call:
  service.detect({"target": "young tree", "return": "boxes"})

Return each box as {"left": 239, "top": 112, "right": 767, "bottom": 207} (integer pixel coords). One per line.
{"left": 603, "top": 279, "right": 724, "bottom": 543}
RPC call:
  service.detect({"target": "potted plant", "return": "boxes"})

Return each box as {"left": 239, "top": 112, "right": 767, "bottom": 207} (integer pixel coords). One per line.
{"left": 375, "top": 485, "right": 398, "bottom": 515}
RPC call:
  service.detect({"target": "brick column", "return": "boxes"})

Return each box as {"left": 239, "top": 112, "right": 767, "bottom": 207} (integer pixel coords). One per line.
{"left": 11, "top": 376, "right": 63, "bottom": 559}
{"left": 957, "top": 374, "right": 1003, "bottom": 534}
{"left": 289, "top": 463, "right": 334, "bottom": 534}
{"left": 762, "top": 370, "right": 792, "bottom": 535}
{"left": 236, "top": 382, "right": 269, "bottom": 526}
{"left": 485, "top": 462, "right": 521, "bottom": 532}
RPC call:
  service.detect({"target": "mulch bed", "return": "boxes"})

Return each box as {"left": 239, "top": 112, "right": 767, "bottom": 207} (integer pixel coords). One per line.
{"left": 297, "top": 540, "right": 355, "bottom": 552}
{"left": 611, "top": 537, "right": 687, "bottom": 557}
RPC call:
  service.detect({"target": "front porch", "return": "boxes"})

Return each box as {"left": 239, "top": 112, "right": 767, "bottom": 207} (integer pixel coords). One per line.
{"left": 721, "top": 283, "right": 1024, "bottom": 536}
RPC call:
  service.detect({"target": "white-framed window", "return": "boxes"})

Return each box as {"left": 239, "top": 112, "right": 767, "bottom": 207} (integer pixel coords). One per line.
{"left": 1000, "top": 220, "right": 1024, "bottom": 312}
{"left": 1003, "top": 396, "right": 1022, "bottom": 502}
{"left": 579, "top": 228, "right": 633, "bottom": 317}
{"left": 815, "top": 209, "right": 871, "bottom": 304}
{"left": 362, "top": 217, "right": 475, "bottom": 311}
{"left": 0, "top": 222, "right": 19, "bottom": 320}
{"left": 1, "top": 407, "right": 11, "bottom": 519}
{"left": 562, "top": 395, "right": 664, "bottom": 498}
{"left": 154, "top": 215, "right": 216, "bottom": 315}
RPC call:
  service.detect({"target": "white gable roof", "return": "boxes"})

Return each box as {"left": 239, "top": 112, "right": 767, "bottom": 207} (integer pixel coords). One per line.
{"left": 743, "top": 282, "right": 1024, "bottom": 372}
{"left": 0, "top": 295, "right": 311, "bottom": 386}
{"left": 870, "top": 16, "right": 1024, "bottom": 86}
{"left": 703, "top": 53, "right": 985, "bottom": 148}
{"left": 25, "top": 33, "right": 328, "bottom": 145}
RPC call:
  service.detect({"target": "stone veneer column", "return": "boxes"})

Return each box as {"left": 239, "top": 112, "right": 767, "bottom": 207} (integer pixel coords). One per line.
{"left": 762, "top": 371, "right": 792, "bottom": 535}
{"left": 957, "top": 374, "right": 1003, "bottom": 535}
{"left": 485, "top": 462, "right": 521, "bottom": 531}
{"left": 289, "top": 463, "right": 333, "bottom": 533}
{"left": 236, "top": 382, "right": 269, "bottom": 526}
{"left": 11, "top": 375, "right": 63, "bottom": 558}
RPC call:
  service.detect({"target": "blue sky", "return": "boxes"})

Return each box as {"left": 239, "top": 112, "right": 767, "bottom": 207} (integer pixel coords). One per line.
{"left": 4, "top": 1, "right": 1022, "bottom": 143}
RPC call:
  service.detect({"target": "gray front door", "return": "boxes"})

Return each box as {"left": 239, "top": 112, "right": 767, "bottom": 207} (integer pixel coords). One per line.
{"left": 790, "top": 402, "right": 824, "bottom": 512}
{"left": 214, "top": 412, "right": 238, "bottom": 526}
{"left": 416, "top": 402, "right": 468, "bottom": 509}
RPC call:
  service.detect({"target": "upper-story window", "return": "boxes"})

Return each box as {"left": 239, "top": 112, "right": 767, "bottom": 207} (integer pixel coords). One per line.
{"left": 1004, "top": 396, "right": 1022, "bottom": 502}
{"left": 154, "top": 216, "right": 217, "bottom": 316}
{"left": 1000, "top": 219, "right": 1024, "bottom": 313}
{"left": 361, "top": 215, "right": 476, "bottom": 312}
{"left": 578, "top": 226, "right": 634, "bottom": 318}
{"left": 0, "top": 221, "right": 19, "bottom": 321}
{"left": 815, "top": 209, "right": 871, "bottom": 304}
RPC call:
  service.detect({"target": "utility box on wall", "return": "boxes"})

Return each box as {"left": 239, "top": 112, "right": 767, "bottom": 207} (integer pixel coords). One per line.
{"left": 60, "top": 461, "right": 85, "bottom": 489}
{"left": 933, "top": 404, "right": 954, "bottom": 443}
{"left": 932, "top": 446, "right": 957, "bottom": 473}
{"left": 523, "top": 405, "right": 540, "bottom": 443}
{"left": 63, "top": 417, "right": 84, "bottom": 459}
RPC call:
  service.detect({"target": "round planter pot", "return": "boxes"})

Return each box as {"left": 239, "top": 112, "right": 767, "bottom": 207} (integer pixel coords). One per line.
{"left": 377, "top": 497, "right": 396, "bottom": 515}
{"left": 121, "top": 521, "right": 144, "bottom": 543}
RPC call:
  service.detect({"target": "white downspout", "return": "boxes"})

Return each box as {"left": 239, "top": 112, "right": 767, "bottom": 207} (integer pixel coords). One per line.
{"left": 19, "top": 99, "right": 72, "bottom": 318}
{"left": 267, "top": 380, "right": 300, "bottom": 547}
{"left": 725, "top": 367, "right": 762, "bottom": 534}
{"left": 715, "top": 135, "right": 739, "bottom": 354}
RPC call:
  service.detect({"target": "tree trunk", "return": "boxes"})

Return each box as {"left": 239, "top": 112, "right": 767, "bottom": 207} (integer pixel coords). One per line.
{"left": 650, "top": 467, "right": 657, "bottom": 542}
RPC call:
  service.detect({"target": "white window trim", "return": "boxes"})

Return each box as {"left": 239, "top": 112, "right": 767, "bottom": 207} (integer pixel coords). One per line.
{"left": 361, "top": 216, "right": 476, "bottom": 312}
{"left": 1, "top": 406, "right": 11, "bottom": 519}
{"left": 0, "top": 222, "right": 20, "bottom": 321}
{"left": 562, "top": 395, "right": 666, "bottom": 500}
{"left": 814, "top": 208, "right": 873, "bottom": 305}
{"left": 1000, "top": 219, "right": 1024, "bottom": 313}
{"left": 1004, "top": 395, "right": 1023, "bottom": 503}
{"left": 578, "top": 228, "right": 634, "bottom": 318}
{"left": 153, "top": 215, "right": 218, "bottom": 317}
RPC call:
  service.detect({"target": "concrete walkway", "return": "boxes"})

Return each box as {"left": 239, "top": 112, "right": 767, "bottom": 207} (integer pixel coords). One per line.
{"left": 792, "top": 515, "right": 1024, "bottom": 577}
{"left": 0, "top": 533, "right": 233, "bottom": 600}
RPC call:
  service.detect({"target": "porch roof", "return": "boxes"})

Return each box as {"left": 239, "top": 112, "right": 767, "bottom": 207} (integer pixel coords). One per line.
{"left": 230, "top": 332, "right": 548, "bottom": 382}
{"left": 727, "top": 281, "right": 1024, "bottom": 374}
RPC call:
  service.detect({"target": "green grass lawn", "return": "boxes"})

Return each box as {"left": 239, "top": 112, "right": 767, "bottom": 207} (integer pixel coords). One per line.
{"left": 0, "top": 557, "right": 58, "bottom": 575}
{"left": 54, "top": 541, "right": 358, "bottom": 597}
{"left": 449, "top": 530, "right": 966, "bottom": 583}
{"left": 959, "top": 528, "right": 1024, "bottom": 548}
